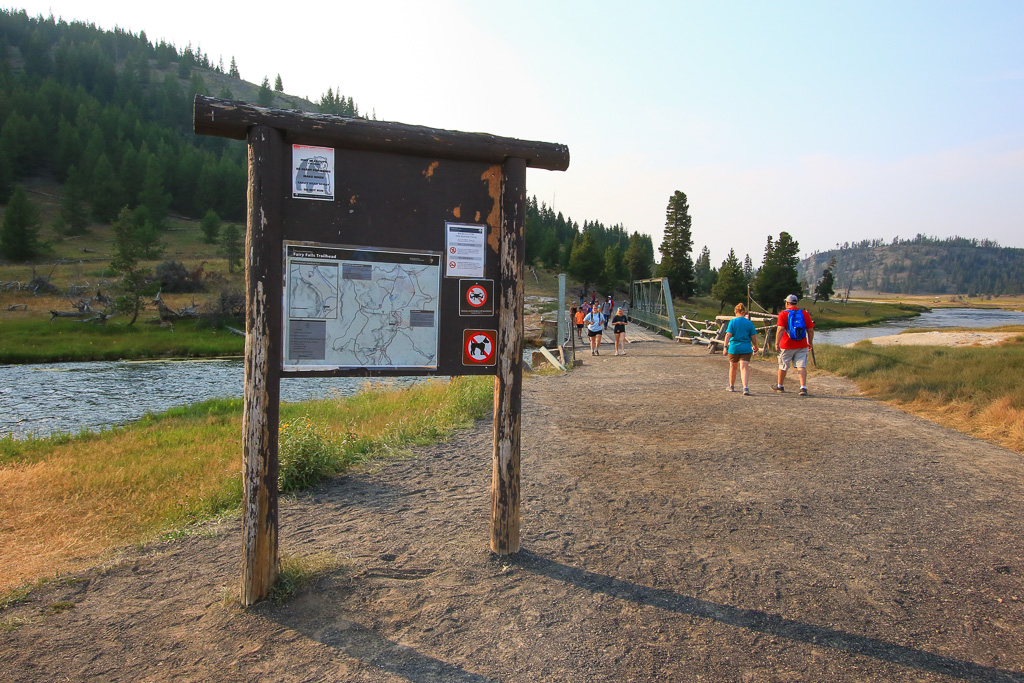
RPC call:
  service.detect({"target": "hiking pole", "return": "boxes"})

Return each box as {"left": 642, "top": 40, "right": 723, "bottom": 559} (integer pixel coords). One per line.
{"left": 810, "top": 345, "right": 818, "bottom": 368}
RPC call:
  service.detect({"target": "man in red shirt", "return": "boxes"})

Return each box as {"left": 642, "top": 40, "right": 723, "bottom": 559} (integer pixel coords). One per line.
{"left": 773, "top": 294, "right": 814, "bottom": 396}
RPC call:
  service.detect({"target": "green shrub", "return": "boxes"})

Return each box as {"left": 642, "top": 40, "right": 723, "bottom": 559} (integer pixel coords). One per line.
{"left": 277, "top": 416, "right": 354, "bottom": 492}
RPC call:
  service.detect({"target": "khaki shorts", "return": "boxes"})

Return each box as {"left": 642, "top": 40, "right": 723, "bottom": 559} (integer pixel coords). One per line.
{"left": 778, "top": 347, "right": 808, "bottom": 371}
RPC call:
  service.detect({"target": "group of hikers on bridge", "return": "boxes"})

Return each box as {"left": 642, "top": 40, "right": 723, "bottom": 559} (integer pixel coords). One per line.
{"left": 570, "top": 295, "right": 629, "bottom": 356}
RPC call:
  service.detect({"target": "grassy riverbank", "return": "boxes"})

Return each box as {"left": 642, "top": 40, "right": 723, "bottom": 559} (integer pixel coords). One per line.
{"left": 816, "top": 331, "right": 1024, "bottom": 453}
{"left": 0, "top": 294, "right": 925, "bottom": 364}
{"left": 676, "top": 296, "right": 927, "bottom": 329}
{"left": 2, "top": 260, "right": 933, "bottom": 363}
{"left": 0, "top": 376, "right": 493, "bottom": 595}
{"left": 0, "top": 202, "right": 248, "bottom": 364}
{"left": 0, "top": 317, "right": 244, "bottom": 363}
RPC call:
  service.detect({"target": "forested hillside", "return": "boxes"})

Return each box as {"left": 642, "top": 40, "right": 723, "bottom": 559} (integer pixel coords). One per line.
{"left": 524, "top": 196, "right": 656, "bottom": 294}
{"left": 1, "top": 8, "right": 651, "bottom": 296}
{"left": 799, "top": 235, "right": 1024, "bottom": 296}
{"left": 0, "top": 9, "right": 355, "bottom": 226}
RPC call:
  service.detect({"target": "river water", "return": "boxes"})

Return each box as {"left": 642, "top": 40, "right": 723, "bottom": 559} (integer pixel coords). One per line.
{"left": 4, "top": 308, "right": 1023, "bottom": 439}
{"left": 0, "top": 360, "right": 428, "bottom": 440}
{"left": 813, "top": 307, "right": 1024, "bottom": 346}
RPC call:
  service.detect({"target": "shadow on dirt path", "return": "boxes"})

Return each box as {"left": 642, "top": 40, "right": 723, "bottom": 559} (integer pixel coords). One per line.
{"left": 515, "top": 551, "right": 1021, "bottom": 682}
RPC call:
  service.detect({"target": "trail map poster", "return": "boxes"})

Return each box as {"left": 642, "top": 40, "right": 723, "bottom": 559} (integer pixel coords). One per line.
{"left": 282, "top": 242, "right": 441, "bottom": 371}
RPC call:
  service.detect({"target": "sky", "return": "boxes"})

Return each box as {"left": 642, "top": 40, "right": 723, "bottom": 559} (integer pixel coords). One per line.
{"left": 11, "top": 1, "right": 1024, "bottom": 266}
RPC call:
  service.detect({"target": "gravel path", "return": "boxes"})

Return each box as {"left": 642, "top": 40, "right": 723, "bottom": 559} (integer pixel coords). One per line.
{"left": 2, "top": 335, "right": 1023, "bottom": 681}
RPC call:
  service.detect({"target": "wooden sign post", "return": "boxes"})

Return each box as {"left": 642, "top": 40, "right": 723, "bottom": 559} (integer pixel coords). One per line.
{"left": 492, "top": 157, "right": 525, "bottom": 554}
{"left": 194, "top": 96, "right": 568, "bottom": 604}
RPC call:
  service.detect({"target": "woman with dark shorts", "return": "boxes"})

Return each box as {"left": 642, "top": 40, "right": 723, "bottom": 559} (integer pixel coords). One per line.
{"left": 583, "top": 306, "right": 605, "bottom": 355}
{"left": 722, "top": 302, "right": 759, "bottom": 395}
{"left": 611, "top": 307, "right": 628, "bottom": 355}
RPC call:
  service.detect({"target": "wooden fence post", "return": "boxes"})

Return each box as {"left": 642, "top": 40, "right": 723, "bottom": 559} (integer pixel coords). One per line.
{"left": 491, "top": 157, "right": 526, "bottom": 554}
{"left": 241, "top": 125, "right": 284, "bottom": 605}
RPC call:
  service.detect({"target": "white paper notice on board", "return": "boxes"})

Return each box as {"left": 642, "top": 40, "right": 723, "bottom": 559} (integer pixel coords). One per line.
{"left": 292, "top": 145, "right": 335, "bottom": 201}
{"left": 444, "top": 222, "right": 486, "bottom": 278}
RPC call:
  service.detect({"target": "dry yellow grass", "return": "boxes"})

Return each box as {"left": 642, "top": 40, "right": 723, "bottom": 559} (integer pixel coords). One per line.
{"left": 817, "top": 336, "right": 1024, "bottom": 456}
{"left": 0, "top": 293, "right": 74, "bottom": 322}
{"left": 0, "top": 418, "right": 239, "bottom": 593}
{"left": 0, "top": 377, "right": 492, "bottom": 596}
{"left": 898, "top": 395, "right": 1024, "bottom": 455}
{"left": 852, "top": 291, "right": 1024, "bottom": 310}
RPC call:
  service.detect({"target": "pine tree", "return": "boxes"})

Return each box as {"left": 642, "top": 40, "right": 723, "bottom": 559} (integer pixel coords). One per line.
{"left": 538, "top": 230, "right": 561, "bottom": 268}
{"left": 110, "top": 207, "right": 153, "bottom": 325}
{"left": 753, "top": 232, "right": 802, "bottom": 311}
{"left": 711, "top": 249, "right": 747, "bottom": 312}
{"left": 57, "top": 164, "right": 90, "bottom": 235}
{"left": 274, "top": 74, "right": 283, "bottom": 92}
{"left": 229, "top": 56, "right": 240, "bottom": 78}
{"left": 0, "top": 146, "right": 13, "bottom": 203}
{"left": 118, "top": 143, "right": 144, "bottom": 207}
{"left": 222, "top": 223, "right": 243, "bottom": 273}
{"left": 257, "top": 77, "right": 273, "bottom": 106}
{"left": 90, "top": 154, "right": 126, "bottom": 223}
{"left": 693, "top": 245, "right": 718, "bottom": 296}
{"left": 201, "top": 210, "right": 222, "bottom": 244}
{"left": 601, "top": 243, "right": 626, "bottom": 294}
{"left": 0, "top": 184, "right": 42, "bottom": 261}
{"left": 743, "top": 254, "right": 755, "bottom": 283}
{"left": 658, "top": 190, "right": 695, "bottom": 298}
{"left": 814, "top": 256, "right": 836, "bottom": 301}
{"left": 568, "top": 232, "right": 602, "bottom": 291}
{"left": 138, "top": 155, "right": 171, "bottom": 230}
{"left": 624, "top": 231, "right": 655, "bottom": 282}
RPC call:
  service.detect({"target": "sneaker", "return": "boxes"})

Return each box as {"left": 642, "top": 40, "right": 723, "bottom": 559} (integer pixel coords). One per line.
{"left": 772, "top": 384, "right": 785, "bottom": 393}
{"left": 798, "top": 387, "right": 808, "bottom": 396}
{"left": 728, "top": 385, "right": 735, "bottom": 392}
{"left": 743, "top": 388, "right": 751, "bottom": 396}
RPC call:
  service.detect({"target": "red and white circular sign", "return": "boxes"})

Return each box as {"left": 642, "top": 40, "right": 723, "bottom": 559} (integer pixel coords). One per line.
{"left": 465, "top": 284, "right": 488, "bottom": 308}
{"left": 464, "top": 331, "right": 495, "bottom": 364}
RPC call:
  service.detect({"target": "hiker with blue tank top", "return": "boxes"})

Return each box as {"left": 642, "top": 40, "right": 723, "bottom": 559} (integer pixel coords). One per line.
{"left": 583, "top": 306, "right": 605, "bottom": 356}
{"left": 722, "top": 302, "right": 760, "bottom": 395}
{"left": 773, "top": 294, "right": 815, "bottom": 396}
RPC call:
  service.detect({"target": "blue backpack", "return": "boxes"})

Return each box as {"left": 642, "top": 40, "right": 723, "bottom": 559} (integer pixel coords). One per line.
{"left": 787, "top": 309, "right": 807, "bottom": 341}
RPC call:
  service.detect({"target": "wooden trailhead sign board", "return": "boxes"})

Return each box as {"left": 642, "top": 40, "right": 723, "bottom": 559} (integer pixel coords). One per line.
{"left": 193, "top": 95, "right": 569, "bottom": 604}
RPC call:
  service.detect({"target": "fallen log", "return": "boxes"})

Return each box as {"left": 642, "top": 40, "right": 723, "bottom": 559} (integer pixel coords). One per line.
{"left": 50, "top": 309, "right": 91, "bottom": 321}
{"left": 153, "top": 292, "right": 201, "bottom": 322}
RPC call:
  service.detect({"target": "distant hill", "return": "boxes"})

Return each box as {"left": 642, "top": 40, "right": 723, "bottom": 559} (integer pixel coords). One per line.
{"left": 799, "top": 236, "right": 1024, "bottom": 296}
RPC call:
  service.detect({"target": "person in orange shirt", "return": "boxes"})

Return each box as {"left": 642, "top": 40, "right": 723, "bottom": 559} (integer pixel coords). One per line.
{"left": 573, "top": 306, "right": 585, "bottom": 342}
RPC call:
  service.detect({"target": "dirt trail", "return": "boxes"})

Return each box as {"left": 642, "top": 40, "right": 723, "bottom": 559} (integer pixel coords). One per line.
{"left": 3, "top": 333, "right": 1024, "bottom": 681}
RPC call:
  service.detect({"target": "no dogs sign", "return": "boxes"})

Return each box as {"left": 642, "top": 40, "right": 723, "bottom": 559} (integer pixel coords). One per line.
{"left": 463, "top": 329, "right": 497, "bottom": 366}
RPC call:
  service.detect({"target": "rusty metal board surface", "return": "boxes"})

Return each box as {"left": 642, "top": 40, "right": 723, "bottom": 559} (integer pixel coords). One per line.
{"left": 280, "top": 142, "right": 502, "bottom": 376}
